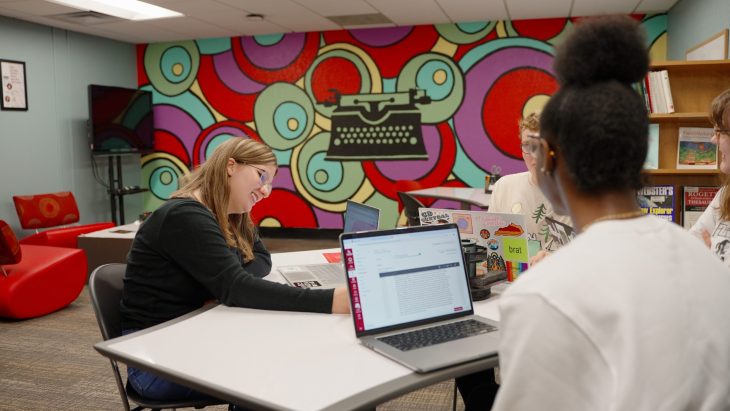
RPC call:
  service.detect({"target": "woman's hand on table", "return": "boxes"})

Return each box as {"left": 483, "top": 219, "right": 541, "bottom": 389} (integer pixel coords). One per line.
{"left": 331, "top": 287, "right": 351, "bottom": 314}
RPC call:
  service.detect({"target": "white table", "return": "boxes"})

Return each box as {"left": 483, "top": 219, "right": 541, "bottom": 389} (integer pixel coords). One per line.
{"left": 407, "top": 187, "right": 491, "bottom": 210}
{"left": 77, "top": 222, "right": 140, "bottom": 277}
{"left": 94, "top": 248, "right": 502, "bottom": 410}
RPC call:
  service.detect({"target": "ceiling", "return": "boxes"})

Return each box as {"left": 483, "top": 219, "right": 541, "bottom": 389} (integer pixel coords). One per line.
{"left": 0, "top": 0, "right": 679, "bottom": 44}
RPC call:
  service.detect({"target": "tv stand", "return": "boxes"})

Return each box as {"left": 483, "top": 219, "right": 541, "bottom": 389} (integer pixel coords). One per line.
{"left": 106, "top": 155, "right": 148, "bottom": 225}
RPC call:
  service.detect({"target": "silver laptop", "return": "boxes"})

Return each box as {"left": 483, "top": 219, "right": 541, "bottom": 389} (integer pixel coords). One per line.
{"left": 340, "top": 223, "right": 500, "bottom": 373}
{"left": 278, "top": 201, "right": 380, "bottom": 289}
{"left": 343, "top": 200, "right": 380, "bottom": 233}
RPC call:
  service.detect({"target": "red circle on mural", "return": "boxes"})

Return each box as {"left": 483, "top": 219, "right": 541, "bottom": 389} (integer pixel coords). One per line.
{"left": 482, "top": 68, "right": 558, "bottom": 159}
{"left": 311, "top": 57, "right": 362, "bottom": 103}
{"left": 154, "top": 130, "right": 190, "bottom": 166}
{"left": 512, "top": 18, "right": 568, "bottom": 41}
{"left": 197, "top": 55, "right": 258, "bottom": 122}
{"left": 251, "top": 189, "right": 318, "bottom": 228}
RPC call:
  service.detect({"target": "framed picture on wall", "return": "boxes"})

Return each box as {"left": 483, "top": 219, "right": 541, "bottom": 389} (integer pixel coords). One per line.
{"left": 1, "top": 59, "right": 28, "bottom": 111}
{"left": 686, "top": 29, "right": 729, "bottom": 61}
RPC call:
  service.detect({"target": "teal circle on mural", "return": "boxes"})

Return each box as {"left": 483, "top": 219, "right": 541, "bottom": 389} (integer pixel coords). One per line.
{"left": 144, "top": 41, "right": 200, "bottom": 97}
{"left": 146, "top": 163, "right": 182, "bottom": 200}
{"left": 205, "top": 134, "right": 236, "bottom": 159}
{"left": 304, "top": 49, "right": 374, "bottom": 118}
{"left": 195, "top": 37, "right": 231, "bottom": 55}
{"left": 416, "top": 60, "right": 454, "bottom": 101}
{"left": 397, "top": 53, "right": 463, "bottom": 124}
{"left": 435, "top": 22, "right": 496, "bottom": 44}
{"left": 255, "top": 83, "right": 314, "bottom": 150}
{"left": 296, "top": 132, "right": 364, "bottom": 201}
{"left": 274, "top": 102, "right": 307, "bottom": 140}
{"left": 254, "top": 33, "right": 285, "bottom": 46}
{"left": 307, "top": 152, "right": 342, "bottom": 192}
{"left": 161, "top": 46, "right": 192, "bottom": 84}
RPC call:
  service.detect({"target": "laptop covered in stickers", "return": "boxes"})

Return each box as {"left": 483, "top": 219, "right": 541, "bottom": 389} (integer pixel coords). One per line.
{"left": 418, "top": 209, "right": 529, "bottom": 281}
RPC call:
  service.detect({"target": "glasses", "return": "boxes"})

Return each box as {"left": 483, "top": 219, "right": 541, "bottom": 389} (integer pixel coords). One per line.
{"left": 237, "top": 162, "right": 273, "bottom": 188}
{"left": 520, "top": 139, "right": 541, "bottom": 155}
{"left": 714, "top": 128, "right": 730, "bottom": 138}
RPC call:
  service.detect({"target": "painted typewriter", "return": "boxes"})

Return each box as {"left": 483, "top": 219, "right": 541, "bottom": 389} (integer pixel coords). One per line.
{"left": 324, "top": 89, "right": 431, "bottom": 160}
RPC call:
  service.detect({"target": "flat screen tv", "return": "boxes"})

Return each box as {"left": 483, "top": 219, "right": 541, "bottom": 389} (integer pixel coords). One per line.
{"left": 89, "top": 84, "right": 154, "bottom": 154}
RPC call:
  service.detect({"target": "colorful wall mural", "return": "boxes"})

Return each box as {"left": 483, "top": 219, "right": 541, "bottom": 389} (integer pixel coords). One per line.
{"left": 137, "top": 15, "right": 667, "bottom": 229}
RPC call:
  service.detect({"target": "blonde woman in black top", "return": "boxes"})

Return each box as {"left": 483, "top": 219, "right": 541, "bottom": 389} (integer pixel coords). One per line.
{"left": 121, "top": 137, "right": 349, "bottom": 403}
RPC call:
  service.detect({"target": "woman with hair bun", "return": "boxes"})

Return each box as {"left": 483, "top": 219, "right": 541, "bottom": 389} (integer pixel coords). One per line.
{"left": 492, "top": 16, "right": 730, "bottom": 410}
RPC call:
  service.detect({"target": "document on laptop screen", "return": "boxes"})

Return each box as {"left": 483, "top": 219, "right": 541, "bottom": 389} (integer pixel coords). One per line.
{"left": 342, "top": 227, "right": 472, "bottom": 333}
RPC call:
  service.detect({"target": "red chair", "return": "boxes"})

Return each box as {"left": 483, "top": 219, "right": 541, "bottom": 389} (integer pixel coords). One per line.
{"left": 0, "top": 220, "right": 87, "bottom": 319}
{"left": 12, "top": 191, "right": 114, "bottom": 248}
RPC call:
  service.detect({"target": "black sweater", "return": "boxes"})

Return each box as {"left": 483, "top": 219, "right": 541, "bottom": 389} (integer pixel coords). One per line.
{"left": 120, "top": 198, "right": 334, "bottom": 330}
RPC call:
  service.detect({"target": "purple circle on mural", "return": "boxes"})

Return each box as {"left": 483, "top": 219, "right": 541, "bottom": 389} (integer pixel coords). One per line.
{"left": 350, "top": 26, "right": 412, "bottom": 47}
{"left": 372, "top": 125, "right": 441, "bottom": 180}
{"left": 214, "top": 52, "right": 266, "bottom": 94}
{"left": 240, "top": 34, "right": 305, "bottom": 70}
{"left": 453, "top": 47, "right": 553, "bottom": 175}
{"left": 154, "top": 105, "right": 201, "bottom": 150}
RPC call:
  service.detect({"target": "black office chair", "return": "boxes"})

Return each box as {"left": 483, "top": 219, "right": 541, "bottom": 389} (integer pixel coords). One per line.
{"left": 88, "top": 263, "right": 225, "bottom": 411}
{"left": 396, "top": 191, "right": 425, "bottom": 227}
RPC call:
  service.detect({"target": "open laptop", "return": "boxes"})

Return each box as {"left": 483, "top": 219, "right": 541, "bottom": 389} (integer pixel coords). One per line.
{"left": 278, "top": 200, "right": 380, "bottom": 289}
{"left": 340, "top": 223, "right": 500, "bottom": 373}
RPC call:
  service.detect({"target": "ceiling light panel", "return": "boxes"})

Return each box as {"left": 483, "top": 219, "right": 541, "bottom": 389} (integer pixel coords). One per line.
{"left": 46, "top": 0, "right": 183, "bottom": 20}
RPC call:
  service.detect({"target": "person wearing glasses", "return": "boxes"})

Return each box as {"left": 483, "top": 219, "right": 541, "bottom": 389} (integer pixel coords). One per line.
{"left": 120, "top": 137, "right": 350, "bottom": 404}
{"left": 690, "top": 89, "right": 730, "bottom": 268}
{"left": 488, "top": 112, "right": 572, "bottom": 258}
{"left": 493, "top": 16, "right": 730, "bottom": 410}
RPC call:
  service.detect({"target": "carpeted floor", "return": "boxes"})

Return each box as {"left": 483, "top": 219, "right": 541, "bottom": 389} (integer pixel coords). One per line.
{"left": 0, "top": 236, "right": 464, "bottom": 410}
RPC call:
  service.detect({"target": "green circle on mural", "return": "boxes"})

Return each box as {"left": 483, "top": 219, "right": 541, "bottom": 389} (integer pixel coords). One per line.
{"left": 255, "top": 83, "right": 315, "bottom": 150}
{"left": 304, "top": 49, "right": 373, "bottom": 118}
{"left": 398, "top": 53, "right": 464, "bottom": 124}
{"left": 296, "top": 132, "right": 364, "bottom": 201}
{"left": 435, "top": 22, "right": 496, "bottom": 44}
{"left": 145, "top": 41, "right": 200, "bottom": 96}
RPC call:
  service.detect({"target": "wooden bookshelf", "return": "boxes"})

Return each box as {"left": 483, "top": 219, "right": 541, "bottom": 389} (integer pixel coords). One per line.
{"left": 644, "top": 60, "right": 730, "bottom": 188}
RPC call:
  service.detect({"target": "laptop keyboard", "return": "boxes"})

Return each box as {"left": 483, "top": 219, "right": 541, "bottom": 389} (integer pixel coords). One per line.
{"left": 378, "top": 319, "right": 497, "bottom": 352}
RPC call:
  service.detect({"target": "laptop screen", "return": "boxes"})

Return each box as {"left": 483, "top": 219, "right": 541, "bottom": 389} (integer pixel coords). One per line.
{"left": 343, "top": 200, "right": 380, "bottom": 233}
{"left": 340, "top": 224, "right": 474, "bottom": 336}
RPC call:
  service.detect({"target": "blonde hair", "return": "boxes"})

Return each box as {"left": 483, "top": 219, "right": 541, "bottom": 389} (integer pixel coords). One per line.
{"left": 172, "top": 138, "right": 276, "bottom": 261}
{"left": 710, "top": 89, "right": 730, "bottom": 221}
{"left": 518, "top": 112, "right": 540, "bottom": 137}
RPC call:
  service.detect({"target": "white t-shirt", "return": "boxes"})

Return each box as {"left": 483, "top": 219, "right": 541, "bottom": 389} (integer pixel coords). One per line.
{"left": 493, "top": 215, "right": 730, "bottom": 411}
{"left": 488, "top": 171, "right": 572, "bottom": 250}
{"left": 689, "top": 187, "right": 730, "bottom": 267}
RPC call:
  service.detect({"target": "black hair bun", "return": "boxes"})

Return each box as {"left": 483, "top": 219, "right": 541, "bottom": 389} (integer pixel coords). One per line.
{"left": 554, "top": 15, "right": 648, "bottom": 86}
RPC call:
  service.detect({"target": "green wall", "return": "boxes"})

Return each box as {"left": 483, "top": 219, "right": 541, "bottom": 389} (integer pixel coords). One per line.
{"left": 667, "top": 0, "right": 730, "bottom": 60}
{"left": 0, "top": 16, "right": 138, "bottom": 236}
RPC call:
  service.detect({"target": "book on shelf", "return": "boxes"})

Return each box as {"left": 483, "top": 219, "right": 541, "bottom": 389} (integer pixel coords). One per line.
{"left": 682, "top": 186, "right": 720, "bottom": 229}
{"left": 676, "top": 127, "right": 717, "bottom": 169}
{"left": 637, "top": 185, "right": 676, "bottom": 222}
{"left": 643, "top": 70, "right": 675, "bottom": 114}
{"left": 643, "top": 123, "right": 659, "bottom": 170}
{"left": 659, "top": 70, "right": 674, "bottom": 113}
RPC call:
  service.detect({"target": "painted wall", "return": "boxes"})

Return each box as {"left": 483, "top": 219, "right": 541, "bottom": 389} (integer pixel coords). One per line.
{"left": 0, "top": 16, "right": 138, "bottom": 236}
{"left": 139, "top": 16, "right": 666, "bottom": 230}
{"left": 667, "top": 0, "right": 729, "bottom": 60}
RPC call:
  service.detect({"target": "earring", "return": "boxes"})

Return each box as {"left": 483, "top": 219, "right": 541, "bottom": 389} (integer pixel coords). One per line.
{"left": 540, "top": 150, "right": 556, "bottom": 175}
